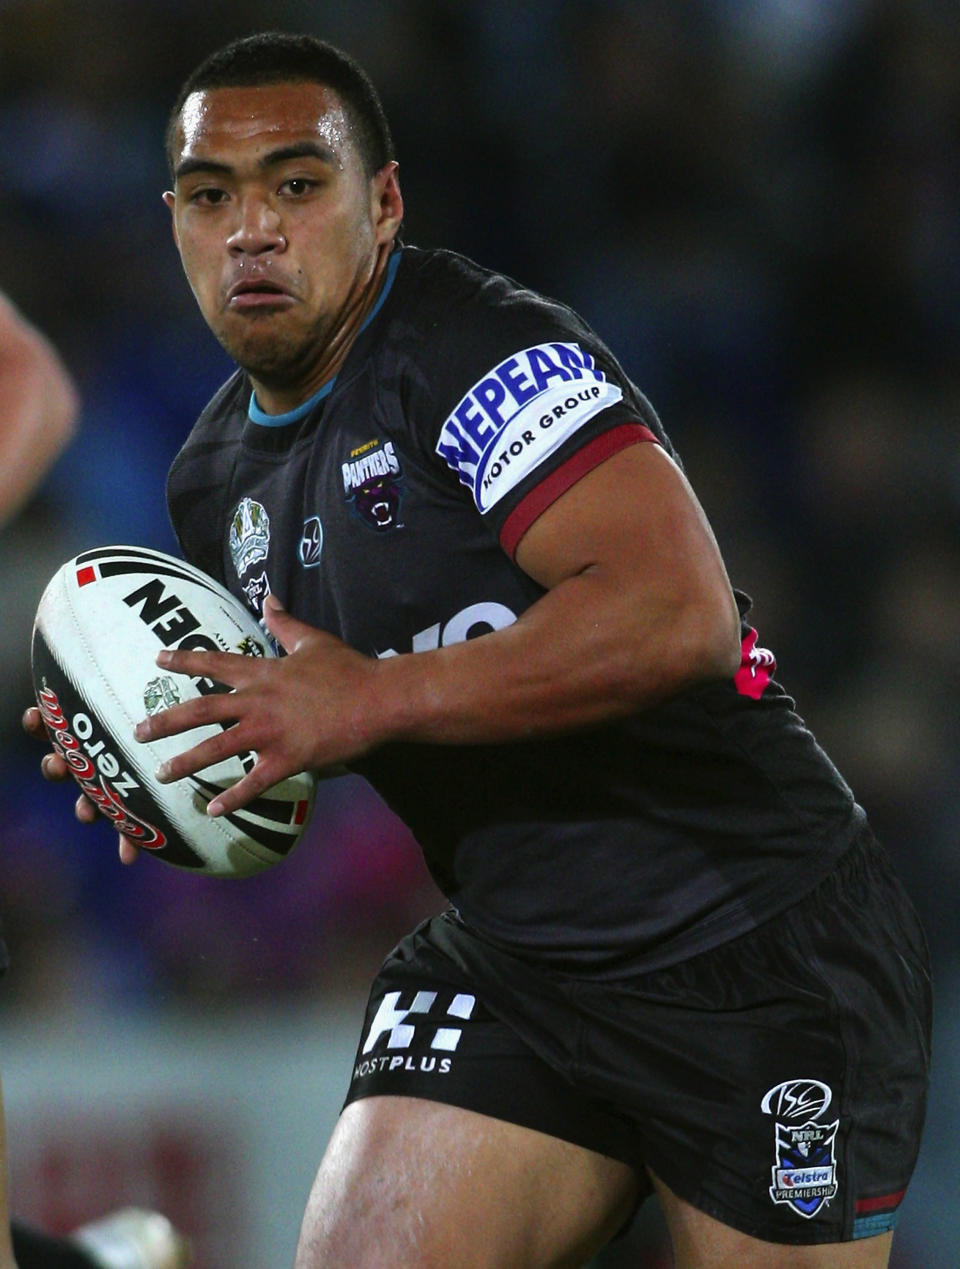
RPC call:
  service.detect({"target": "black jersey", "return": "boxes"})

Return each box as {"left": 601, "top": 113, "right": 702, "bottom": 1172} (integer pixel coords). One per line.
{"left": 167, "top": 245, "right": 865, "bottom": 974}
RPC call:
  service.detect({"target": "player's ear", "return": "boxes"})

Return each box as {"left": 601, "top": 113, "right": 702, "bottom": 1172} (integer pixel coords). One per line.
{"left": 372, "top": 161, "right": 403, "bottom": 244}
{"left": 162, "top": 190, "right": 180, "bottom": 249}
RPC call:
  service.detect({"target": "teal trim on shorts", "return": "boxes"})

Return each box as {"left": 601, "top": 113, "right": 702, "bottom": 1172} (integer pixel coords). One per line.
{"left": 852, "top": 1211, "right": 899, "bottom": 1239}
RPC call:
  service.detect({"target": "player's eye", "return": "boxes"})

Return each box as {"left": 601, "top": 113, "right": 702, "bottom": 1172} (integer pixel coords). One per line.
{"left": 279, "top": 177, "right": 318, "bottom": 197}
{"left": 189, "top": 187, "right": 229, "bottom": 207}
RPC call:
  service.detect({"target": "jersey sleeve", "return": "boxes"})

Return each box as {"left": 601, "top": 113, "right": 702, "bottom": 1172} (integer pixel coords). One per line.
{"left": 497, "top": 420, "right": 659, "bottom": 557}
{"left": 415, "top": 259, "right": 665, "bottom": 558}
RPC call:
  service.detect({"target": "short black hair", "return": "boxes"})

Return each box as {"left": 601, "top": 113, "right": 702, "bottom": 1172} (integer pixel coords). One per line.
{"left": 165, "top": 31, "right": 395, "bottom": 179}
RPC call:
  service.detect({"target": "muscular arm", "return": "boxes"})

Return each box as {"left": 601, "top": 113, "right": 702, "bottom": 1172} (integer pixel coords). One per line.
{"left": 373, "top": 441, "right": 740, "bottom": 742}
{"left": 0, "top": 291, "right": 80, "bottom": 526}
{"left": 138, "top": 440, "right": 742, "bottom": 815}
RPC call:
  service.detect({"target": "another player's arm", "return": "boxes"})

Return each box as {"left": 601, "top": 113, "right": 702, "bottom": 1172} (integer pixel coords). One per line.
{"left": 135, "top": 440, "right": 741, "bottom": 815}
{"left": 11, "top": 295, "right": 86, "bottom": 823}
{"left": 0, "top": 291, "right": 80, "bottom": 526}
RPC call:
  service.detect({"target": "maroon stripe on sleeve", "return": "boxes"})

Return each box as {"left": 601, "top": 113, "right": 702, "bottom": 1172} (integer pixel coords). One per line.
{"left": 499, "top": 423, "right": 659, "bottom": 559}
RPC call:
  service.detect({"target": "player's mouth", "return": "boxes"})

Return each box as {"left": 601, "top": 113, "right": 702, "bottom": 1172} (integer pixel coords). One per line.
{"left": 226, "top": 278, "right": 296, "bottom": 311}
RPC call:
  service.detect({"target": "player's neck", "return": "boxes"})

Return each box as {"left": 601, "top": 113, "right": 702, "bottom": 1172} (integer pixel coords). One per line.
{"left": 252, "top": 243, "right": 394, "bottom": 415}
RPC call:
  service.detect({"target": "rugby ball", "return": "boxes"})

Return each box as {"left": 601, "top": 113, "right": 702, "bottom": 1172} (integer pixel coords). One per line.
{"left": 31, "top": 545, "right": 317, "bottom": 877}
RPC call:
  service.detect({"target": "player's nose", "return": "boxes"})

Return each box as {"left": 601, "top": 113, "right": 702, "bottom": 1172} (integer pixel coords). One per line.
{"left": 226, "top": 192, "right": 286, "bottom": 255}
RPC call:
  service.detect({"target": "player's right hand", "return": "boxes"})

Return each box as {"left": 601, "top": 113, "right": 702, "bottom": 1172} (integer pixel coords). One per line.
{"left": 22, "top": 704, "right": 140, "bottom": 863}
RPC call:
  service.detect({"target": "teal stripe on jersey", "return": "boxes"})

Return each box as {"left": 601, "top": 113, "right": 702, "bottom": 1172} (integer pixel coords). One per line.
{"left": 248, "top": 248, "right": 403, "bottom": 427}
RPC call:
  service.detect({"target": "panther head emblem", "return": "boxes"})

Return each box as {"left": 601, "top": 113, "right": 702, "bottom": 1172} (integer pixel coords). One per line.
{"left": 353, "top": 473, "right": 403, "bottom": 532}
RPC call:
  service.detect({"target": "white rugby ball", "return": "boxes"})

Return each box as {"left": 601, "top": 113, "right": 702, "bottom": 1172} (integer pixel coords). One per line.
{"left": 31, "top": 545, "right": 317, "bottom": 877}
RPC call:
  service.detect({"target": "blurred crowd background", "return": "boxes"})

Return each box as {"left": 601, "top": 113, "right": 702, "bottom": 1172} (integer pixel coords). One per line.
{"left": 0, "top": 0, "right": 957, "bottom": 1264}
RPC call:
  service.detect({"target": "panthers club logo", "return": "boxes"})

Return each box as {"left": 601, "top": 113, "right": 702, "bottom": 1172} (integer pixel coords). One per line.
{"left": 342, "top": 438, "right": 405, "bottom": 532}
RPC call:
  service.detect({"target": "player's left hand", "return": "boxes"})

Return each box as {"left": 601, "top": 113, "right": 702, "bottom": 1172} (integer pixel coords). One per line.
{"left": 133, "top": 595, "right": 380, "bottom": 817}
{"left": 23, "top": 703, "right": 148, "bottom": 865}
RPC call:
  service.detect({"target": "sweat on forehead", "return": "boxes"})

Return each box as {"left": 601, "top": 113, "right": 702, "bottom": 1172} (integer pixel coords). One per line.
{"left": 165, "top": 32, "right": 394, "bottom": 174}
{"left": 173, "top": 82, "right": 353, "bottom": 170}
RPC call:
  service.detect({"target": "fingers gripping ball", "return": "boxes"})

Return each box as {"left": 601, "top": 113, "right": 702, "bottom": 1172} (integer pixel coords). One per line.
{"left": 31, "top": 545, "right": 317, "bottom": 876}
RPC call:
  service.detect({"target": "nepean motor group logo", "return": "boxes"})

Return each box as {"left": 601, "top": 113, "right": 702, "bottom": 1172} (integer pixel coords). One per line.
{"left": 436, "top": 341, "right": 623, "bottom": 512}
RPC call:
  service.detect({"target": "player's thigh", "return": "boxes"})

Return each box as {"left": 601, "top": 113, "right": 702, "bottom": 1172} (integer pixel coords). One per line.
{"left": 296, "top": 1094, "right": 640, "bottom": 1269}
{"left": 651, "top": 1171, "right": 892, "bottom": 1269}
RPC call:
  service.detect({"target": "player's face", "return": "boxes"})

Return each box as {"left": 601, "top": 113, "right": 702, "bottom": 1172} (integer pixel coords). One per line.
{"left": 164, "top": 82, "right": 402, "bottom": 409}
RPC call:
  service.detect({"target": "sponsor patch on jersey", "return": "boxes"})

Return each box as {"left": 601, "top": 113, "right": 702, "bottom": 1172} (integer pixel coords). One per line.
{"left": 436, "top": 342, "right": 623, "bottom": 512}
{"left": 376, "top": 600, "right": 518, "bottom": 658}
{"left": 229, "top": 497, "right": 270, "bottom": 577}
{"left": 761, "top": 1079, "right": 839, "bottom": 1219}
{"left": 342, "top": 438, "right": 405, "bottom": 532}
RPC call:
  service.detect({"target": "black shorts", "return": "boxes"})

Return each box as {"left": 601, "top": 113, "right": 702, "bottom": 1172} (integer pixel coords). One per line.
{"left": 344, "top": 830, "right": 931, "bottom": 1246}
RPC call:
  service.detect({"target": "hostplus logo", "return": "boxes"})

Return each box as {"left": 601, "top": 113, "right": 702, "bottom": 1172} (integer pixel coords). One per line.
{"left": 354, "top": 989, "right": 476, "bottom": 1079}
